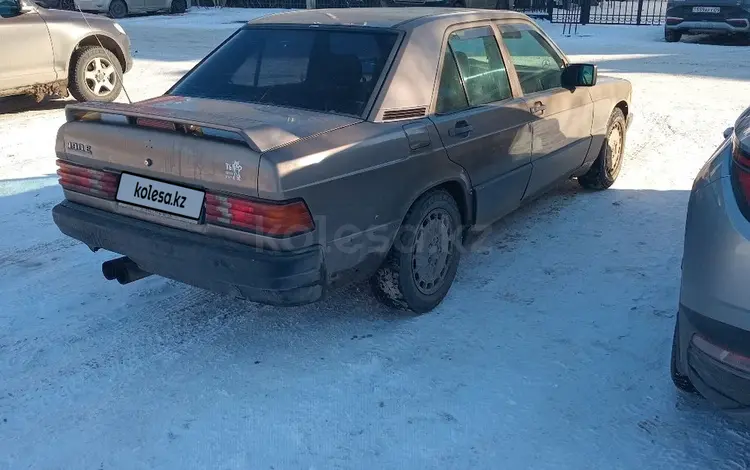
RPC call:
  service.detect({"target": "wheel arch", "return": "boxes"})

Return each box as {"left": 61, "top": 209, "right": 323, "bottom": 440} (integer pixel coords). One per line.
{"left": 69, "top": 34, "right": 127, "bottom": 74}
{"left": 402, "top": 176, "right": 474, "bottom": 230}
{"left": 614, "top": 100, "right": 629, "bottom": 120}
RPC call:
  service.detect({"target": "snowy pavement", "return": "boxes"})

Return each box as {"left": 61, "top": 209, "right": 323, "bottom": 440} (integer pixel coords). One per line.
{"left": 2, "top": 8, "right": 750, "bottom": 470}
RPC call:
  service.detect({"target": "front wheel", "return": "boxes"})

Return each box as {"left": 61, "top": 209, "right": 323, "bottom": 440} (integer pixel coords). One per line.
{"left": 577, "top": 108, "right": 626, "bottom": 190}
{"left": 665, "top": 29, "right": 682, "bottom": 43}
{"left": 370, "top": 189, "right": 462, "bottom": 314}
{"left": 68, "top": 46, "right": 123, "bottom": 103}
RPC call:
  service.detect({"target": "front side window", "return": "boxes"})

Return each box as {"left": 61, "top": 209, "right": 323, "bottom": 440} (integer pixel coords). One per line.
{"left": 436, "top": 26, "right": 513, "bottom": 113}
{"left": 498, "top": 23, "right": 565, "bottom": 95}
{"left": 171, "top": 27, "right": 399, "bottom": 117}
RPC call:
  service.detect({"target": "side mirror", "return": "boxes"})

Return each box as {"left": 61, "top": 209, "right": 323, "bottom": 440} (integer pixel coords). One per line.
{"left": 0, "top": 0, "right": 20, "bottom": 16}
{"left": 1, "top": 0, "right": 32, "bottom": 16}
{"left": 561, "top": 63, "right": 597, "bottom": 88}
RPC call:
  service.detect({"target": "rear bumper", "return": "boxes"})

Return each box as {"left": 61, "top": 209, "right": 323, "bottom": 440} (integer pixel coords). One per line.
{"left": 676, "top": 305, "right": 750, "bottom": 414}
{"left": 666, "top": 20, "right": 750, "bottom": 33}
{"left": 665, "top": 7, "right": 750, "bottom": 33}
{"left": 52, "top": 200, "right": 325, "bottom": 306}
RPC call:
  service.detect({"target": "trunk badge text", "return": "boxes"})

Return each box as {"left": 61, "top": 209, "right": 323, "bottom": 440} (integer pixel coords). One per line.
{"left": 144, "top": 158, "right": 152, "bottom": 167}
{"left": 67, "top": 141, "right": 92, "bottom": 154}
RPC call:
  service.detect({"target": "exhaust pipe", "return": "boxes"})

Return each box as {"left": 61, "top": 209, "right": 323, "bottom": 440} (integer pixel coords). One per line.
{"left": 102, "top": 256, "right": 152, "bottom": 285}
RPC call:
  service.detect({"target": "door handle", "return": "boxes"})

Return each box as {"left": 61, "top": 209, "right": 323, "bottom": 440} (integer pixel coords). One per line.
{"left": 448, "top": 120, "right": 474, "bottom": 137}
{"left": 530, "top": 101, "right": 546, "bottom": 116}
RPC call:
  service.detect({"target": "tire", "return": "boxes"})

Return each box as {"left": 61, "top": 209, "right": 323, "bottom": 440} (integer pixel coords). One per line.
{"left": 665, "top": 29, "right": 682, "bottom": 43}
{"left": 170, "top": 0, "right": 186, "bottom": 13}
{"left": 108, "top": 0, "right": 127, "bottom": 18}
{"left": 370, "top": 189, "right": 463, "bottom": 314}
{"left": 671, "top": 320, "right": 699, "bottom": 394}
{"left": 577, "top": 108, "right": 626, "bottom": 190}
{"left": 68, "top": 46, "right": 124, "bottom": 103}
{"left": 451, "top": 0, "right": 465, "bottom": 6}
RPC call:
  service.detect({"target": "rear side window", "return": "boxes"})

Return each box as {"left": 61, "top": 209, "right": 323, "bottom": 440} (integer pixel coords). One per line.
{"left": 171, "top": 27, "right": 399, "bottom": 116}
{"left": 435, "top": 26, "right": 512, "bottom": 114}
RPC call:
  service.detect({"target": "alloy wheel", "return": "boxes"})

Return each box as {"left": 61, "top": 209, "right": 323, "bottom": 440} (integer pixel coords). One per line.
{"left": 84, "top": 57, "right": 117, "bottom": 98}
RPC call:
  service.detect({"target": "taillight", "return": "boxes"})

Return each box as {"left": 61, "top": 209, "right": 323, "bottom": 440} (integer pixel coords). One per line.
{"left": 730, "top": 115, "right": 750, "bottom": 216}
{"left": 56, "top": 159, "right": 120, "bottom": 200}
{"left": 204, "top": 193, "right": 314, "bottom": 237}
{"left": 692, "top": 334, "right": 750, "bottom": 374}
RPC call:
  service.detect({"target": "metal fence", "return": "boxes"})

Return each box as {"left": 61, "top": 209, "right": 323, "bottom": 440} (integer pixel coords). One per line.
{"left": 193, "top": 0, "right": 668, "bottom": 25}
{"left": 513, "top": 0, "right": 668, "bottom": 24}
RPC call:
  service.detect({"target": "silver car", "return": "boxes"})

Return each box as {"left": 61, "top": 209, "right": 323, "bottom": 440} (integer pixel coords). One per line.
{"left": 0, "top": 0, "right": 132, "bottom": 102}
{"left": 671, "top": 105, "right": 750, "bottom": 416}
{"left": 74, "top": 0, "right": 187, "bottom": 19}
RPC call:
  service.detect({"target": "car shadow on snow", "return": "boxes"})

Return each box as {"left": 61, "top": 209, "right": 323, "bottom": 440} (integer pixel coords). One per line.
{"left": 0, "top": 95, "right": 72, "bottom": 115}
{"left": 682, "top": 33, "right": 750, "bottom": 47}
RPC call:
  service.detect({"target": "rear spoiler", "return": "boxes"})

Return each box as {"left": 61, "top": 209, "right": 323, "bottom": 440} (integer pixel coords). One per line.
{"left": 64, "top": 101, "right": 264, "bottom": 153}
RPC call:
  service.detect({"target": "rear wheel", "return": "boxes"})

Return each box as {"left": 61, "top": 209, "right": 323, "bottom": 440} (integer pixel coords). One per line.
{"left": 451, "top": 0, "right": 465, "bottom": 6}
{"left": 68, "top": 46, "right": 123, "bottom": 103}
{"left": 578, "top": 108, "right": 626, "bottom": 190}
{"left": 665, "top": 29, "right": 682, "bottom": 42}
{"left": 370, "top": 189, "right": 462, "bottom": 314}
{"left": 671, "top": 320, "right": 699, "bottom": 394}
{"left": 170, "top": 0, "right": 186, "bottom": 13}
{"left": 108, "top": 0, "right": 127, "bottom": 18}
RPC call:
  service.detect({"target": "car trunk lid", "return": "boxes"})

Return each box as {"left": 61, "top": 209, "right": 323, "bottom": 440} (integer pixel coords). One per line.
{"left": 59, "top": 95, "right": 362, "bottom": 199}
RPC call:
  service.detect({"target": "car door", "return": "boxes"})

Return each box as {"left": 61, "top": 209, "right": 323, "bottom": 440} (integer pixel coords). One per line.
{"left": 429, "top": 24, "right": 534, "bottom": 228}
{"left": 496, "top": 21, "right": 594, "bottom": 201}
{"left": 0, "top": 0, "right": 56, "bottom": 92}
{"left": 144, "top": 0, "right": 165, "bottom": 12}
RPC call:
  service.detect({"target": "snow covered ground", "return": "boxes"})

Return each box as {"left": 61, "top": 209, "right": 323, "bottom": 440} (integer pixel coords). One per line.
{"left": 2, "top": 8, "right": 750, "bottom": 470}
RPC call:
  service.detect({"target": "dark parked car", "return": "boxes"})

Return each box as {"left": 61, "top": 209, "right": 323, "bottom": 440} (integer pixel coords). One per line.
{"left": 671, "top": 106, "right": 750, "bottom": 416}
{"left": 52, "top": 8, "right": 632, "bottom": 313}
{"left": 0, "top": 0, "right": 132, "bottom": 102}
{"left": 665, "top": 0, "right": 750, "bottom": 42}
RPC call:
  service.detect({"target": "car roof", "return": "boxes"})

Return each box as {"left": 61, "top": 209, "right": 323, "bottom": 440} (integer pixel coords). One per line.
{"left": 247, "top": 7, "right": 531, "bottom": 30}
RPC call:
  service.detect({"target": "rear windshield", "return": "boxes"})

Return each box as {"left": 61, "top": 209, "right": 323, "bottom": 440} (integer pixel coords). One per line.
{"left": 170, "top": 27, "right": 400, "bottom": 117}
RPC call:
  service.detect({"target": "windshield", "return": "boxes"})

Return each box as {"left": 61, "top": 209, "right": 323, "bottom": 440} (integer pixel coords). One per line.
{"left": 170, "top": 27, "right": 400, "bottom": 117}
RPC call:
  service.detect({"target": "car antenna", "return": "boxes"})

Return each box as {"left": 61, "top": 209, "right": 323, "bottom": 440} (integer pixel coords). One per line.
{"left": 73, "top": 5, "right": 133, "bottom": 104}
